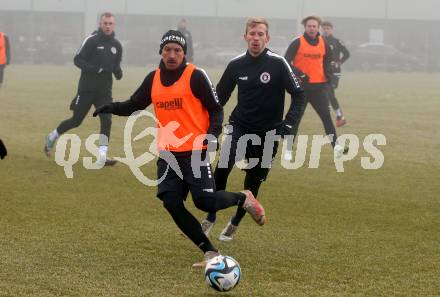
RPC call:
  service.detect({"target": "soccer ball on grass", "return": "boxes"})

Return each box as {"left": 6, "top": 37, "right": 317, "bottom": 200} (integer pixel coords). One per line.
{"left": 204, "top": 255, "right": 241, "bottom": 292}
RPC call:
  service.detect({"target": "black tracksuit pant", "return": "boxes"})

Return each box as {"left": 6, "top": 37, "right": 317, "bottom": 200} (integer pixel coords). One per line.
{"left": 0, "top": 65, "right": 5, "bottom": 84}
{"left": 328, "top": 85, "right": 340, "bottom": 110}
{"left": 328, "top": 76, "right": 340, "bottom": 111}
{"left": 207, "top": 124, "right": 279, "bottom": 226}
{"left": 57, "top": 91, "right": 112, "bottom": 144}
{"left": 304, "top": 87, "right": 338, "bottom": 147}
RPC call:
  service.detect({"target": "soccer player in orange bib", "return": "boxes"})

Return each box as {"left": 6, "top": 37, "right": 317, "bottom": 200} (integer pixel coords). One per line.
{"left": 93, "top": 30, "right": 266, "bottom": 268}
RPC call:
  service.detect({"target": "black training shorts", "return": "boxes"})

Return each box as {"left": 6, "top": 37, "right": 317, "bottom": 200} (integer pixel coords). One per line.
{"left": 156, "top": 151, "right": 216, "bottom": 200}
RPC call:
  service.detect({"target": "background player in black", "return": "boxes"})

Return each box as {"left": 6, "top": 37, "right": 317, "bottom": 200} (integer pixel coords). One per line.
{"left": 285, "top": 15, "right": 346, "bottom": 157}
{"left": 177, "top": 18, "right": 194, "bottom": 63}
{"left": 201, "top": 17, "right": 306, "bottom": 241}
{"left": 44, "top": 12, "right": 123, "bottom": 166}
{"left": 322, "top": 21, "right": 350, "bottom": 127}
{"left": 93, "top": 30, "right": 266, "bottom": 268}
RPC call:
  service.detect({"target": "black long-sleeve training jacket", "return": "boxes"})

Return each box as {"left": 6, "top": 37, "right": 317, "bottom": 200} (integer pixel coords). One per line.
{"left": 217, "top": 48, "right": 306, "bottom": 133}
{"left": 74, "top": 29, "right": 123, "bottom": 94}
{"left": 112, "top": 60, "right": 223, "bottom": 139}
{"left": 323, "top": 34, "right": 350, "bottom": 73}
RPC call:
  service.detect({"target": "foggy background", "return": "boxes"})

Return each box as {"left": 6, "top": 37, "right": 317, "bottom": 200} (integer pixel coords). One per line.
{"left": 1, "top": 0, "right": 439, "bottom": 71}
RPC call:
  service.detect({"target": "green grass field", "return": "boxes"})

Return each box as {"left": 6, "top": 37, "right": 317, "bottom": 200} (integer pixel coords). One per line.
{"left": 0, "top": 65, "right": 439, "bottom": 297}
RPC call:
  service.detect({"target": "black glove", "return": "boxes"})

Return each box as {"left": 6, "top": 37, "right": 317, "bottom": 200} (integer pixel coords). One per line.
{"left": 114, "top": 70, "right": 123, "bottom": 80}
{"left": 93, "top": 103, "right": 115, "bottom": 117}
{"left": 0, "top": 139, "right": 7, "bottom": 160}
{"left": 277, "top": 122, "right": 294, "bottom": 138}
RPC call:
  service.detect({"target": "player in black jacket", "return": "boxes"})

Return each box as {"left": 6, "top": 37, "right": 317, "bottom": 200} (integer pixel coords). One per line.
{"left": 93, "top": 30, "right": 266, "bottom": 268}
{"left": 322, "top": 21, "right": 350, "bottom": 127}
{"left": 201, "top": 17, "right": 306, "bottom": 241}
{"left": 44, "top": 12, "right": 123, "bottom": 166}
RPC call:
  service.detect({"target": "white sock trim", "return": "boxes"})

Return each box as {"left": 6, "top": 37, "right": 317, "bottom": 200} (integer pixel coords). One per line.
{"left": 49, "top": 129, "right": 59, "bottom": 141}
{"left": 336, "top": 109, "right": 343, "bottom": 117}
{"left": 99, "top": 145, "right": 108, "bottom": 153}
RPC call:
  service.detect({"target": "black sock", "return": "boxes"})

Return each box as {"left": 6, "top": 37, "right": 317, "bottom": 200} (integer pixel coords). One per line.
{"left": 162, "top": 192, "right": 216, "bottom": 253}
